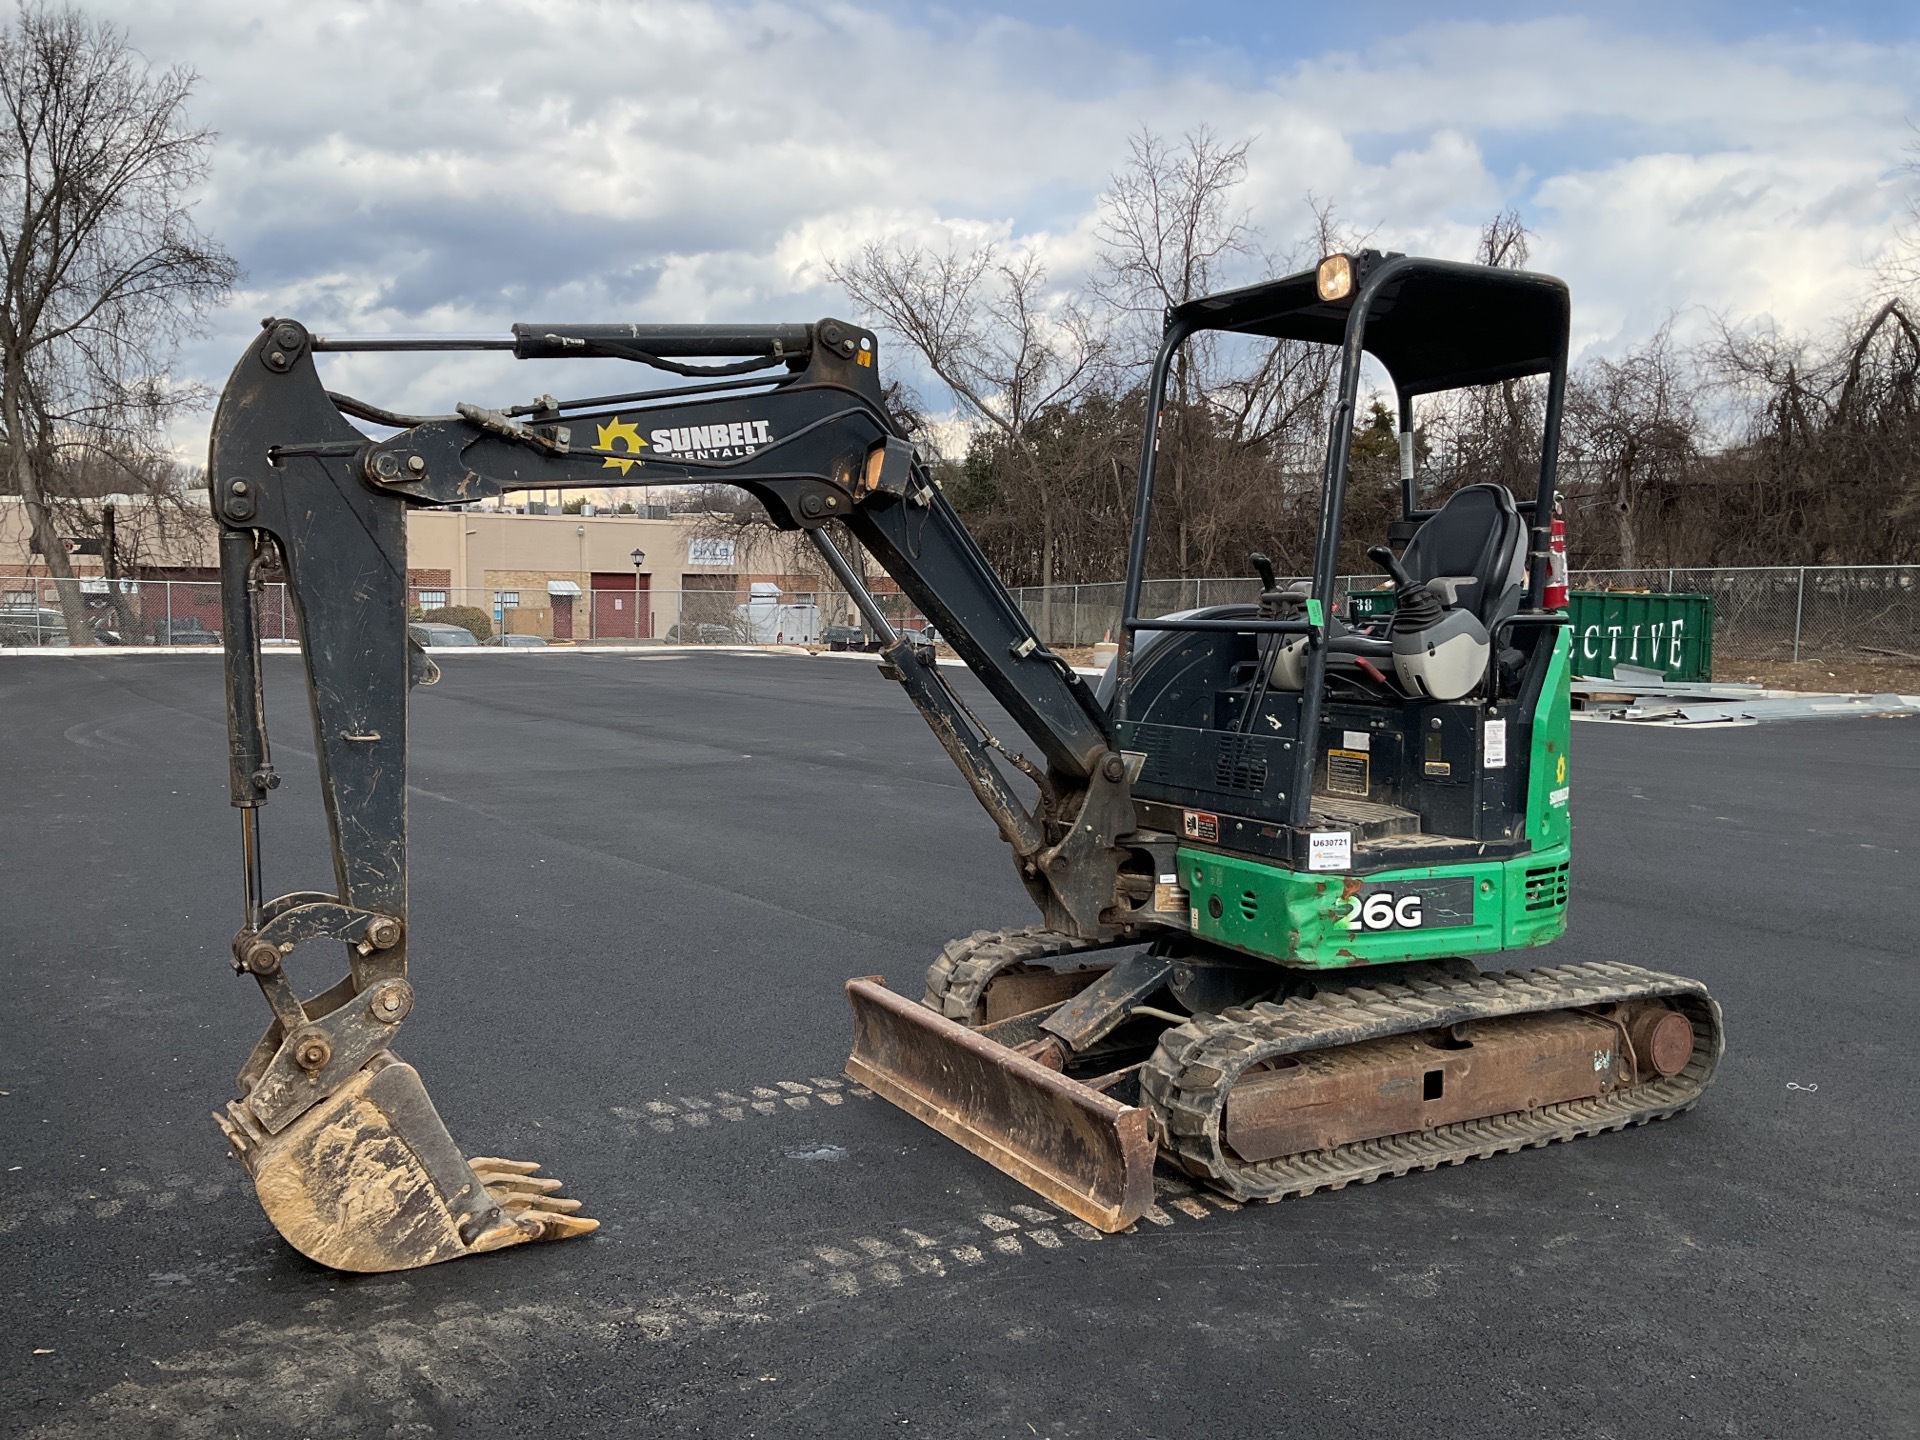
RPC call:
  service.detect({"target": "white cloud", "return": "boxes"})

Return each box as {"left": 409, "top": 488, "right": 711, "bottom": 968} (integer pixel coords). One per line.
{"left": 76, "top": 1, "right": 1918, "bottom": 452}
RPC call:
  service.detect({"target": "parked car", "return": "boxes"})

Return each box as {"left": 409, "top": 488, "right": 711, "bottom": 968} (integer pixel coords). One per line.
{"left": 0, "top": 605, "right": 67, "bottom": 645}
{"left": 895, "top": 627, "right": 938, "bottom": 648}
{"left": 409, "top": 621, "right": 482, "bottom": 647}
{"left": 154, "top": 617, "right": 221, "bottom": 645}
{"left": 819, "top": 624, "right": 875, "bottom": 652}
{"left": 484, "top": 633, "right": 548, "bottom": 647}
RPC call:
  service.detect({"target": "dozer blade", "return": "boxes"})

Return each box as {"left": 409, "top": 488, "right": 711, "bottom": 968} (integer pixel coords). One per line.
{"left": 215, "top": 1052, "right": 596, "bottom": 1273}
{"left": 845, "top": 977, "right": 1155, "bottom": 1233}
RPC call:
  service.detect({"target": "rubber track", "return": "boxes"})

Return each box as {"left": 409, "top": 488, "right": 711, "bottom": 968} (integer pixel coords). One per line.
{"left": 921, "top": 925, "right": 1131, "bottom": 1021}
{"left": 1139, "top": 961, "right": 1725, "bottom": 1202}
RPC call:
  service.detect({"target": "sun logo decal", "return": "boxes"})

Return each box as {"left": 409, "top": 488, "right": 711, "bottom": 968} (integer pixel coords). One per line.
{"left": 596, "top": 417, "right": 646, "bottom": 475}
{"left": 1556, "top": 753, "right": 1567, "bottom": 784}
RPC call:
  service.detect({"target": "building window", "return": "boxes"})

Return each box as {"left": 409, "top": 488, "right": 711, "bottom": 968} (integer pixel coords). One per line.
{"left": 494, "top": 591, "right": 520, "bottom": 609}
{"left": 4, "top": 590, "right": 32, "bottom": 607}
{"left": 418, "top": 590, "right": 447, "bottom": 610}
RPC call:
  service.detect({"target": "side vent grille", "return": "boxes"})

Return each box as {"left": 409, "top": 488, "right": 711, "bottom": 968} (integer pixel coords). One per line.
{"left": 1239, "top": 890, "right": 1260, "bottom": 921}
{"left": 1523, "top": 862, "right": 1570, "bottom": 912}
{"left": 1214, "top": 736, "right": 1269, "bottom": 794}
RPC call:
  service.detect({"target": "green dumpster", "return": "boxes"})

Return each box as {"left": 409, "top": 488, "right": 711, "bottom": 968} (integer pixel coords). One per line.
{"left": 1345, "top": 589, "right": 1397, "bottom": 622}
{"left": 1566, "top": 591, "right": 1713, "bottom": 681}
{"left": 1344, "top": 587, "right": 1715, "bottom": 683}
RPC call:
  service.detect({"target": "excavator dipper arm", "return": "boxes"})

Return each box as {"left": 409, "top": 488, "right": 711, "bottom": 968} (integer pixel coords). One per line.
{"left": 207, "top": 316, "right": 1141, "bottom": 1270}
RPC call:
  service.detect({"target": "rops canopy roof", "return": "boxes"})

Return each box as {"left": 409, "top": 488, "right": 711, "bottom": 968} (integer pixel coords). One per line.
{"left": 1169, "top": 255, "right": 1570, "bottom": 397}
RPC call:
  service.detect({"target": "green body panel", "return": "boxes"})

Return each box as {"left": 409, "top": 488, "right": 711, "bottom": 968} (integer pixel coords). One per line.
{"left": 1181, "top": 630, "right": 1575, "bottom": 970}
{"left": 1181, "top": 844, "right": 1569, "bottom": 967}
{"left": 1526, "top": 629, "right": 1573, "bottom": 852}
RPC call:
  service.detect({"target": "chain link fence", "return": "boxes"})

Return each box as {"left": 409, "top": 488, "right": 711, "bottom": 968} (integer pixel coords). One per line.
{"left": 1007, "top": 566, "right": 1920, "bottom": 665}
{"left": 5, "top": 567, "right": 1914, "bottom": 665}
{"left": 1568, "top": 567, "right": 1919, "bottom": 663}
{"left": 0, "top": 579, "right": 931, "bottom": 648}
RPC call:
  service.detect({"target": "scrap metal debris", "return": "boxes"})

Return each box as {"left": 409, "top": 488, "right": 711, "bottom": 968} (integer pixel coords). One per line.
{"left": 1573, "top": 664, "right": 1920, "bottom": 725}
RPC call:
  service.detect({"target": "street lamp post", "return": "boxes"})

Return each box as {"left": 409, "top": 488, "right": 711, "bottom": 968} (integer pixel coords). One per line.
{"left": 630, "top": 548, "right": 646, "bottom": 641}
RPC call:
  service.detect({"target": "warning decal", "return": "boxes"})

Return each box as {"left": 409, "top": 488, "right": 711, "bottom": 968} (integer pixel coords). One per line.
{"left": 1326, "top": 748, "right": 1370, "bottom": 797}
{"left": 1182, "top": 809, "right": 1221, "bottom": 844}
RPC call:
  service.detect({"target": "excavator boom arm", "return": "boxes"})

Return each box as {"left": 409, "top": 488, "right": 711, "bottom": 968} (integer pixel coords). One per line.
{"left": 204, "top": 315, "right": 1140, "bottom": 1272}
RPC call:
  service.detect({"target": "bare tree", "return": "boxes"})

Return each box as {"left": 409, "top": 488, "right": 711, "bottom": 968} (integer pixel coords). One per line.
{"left": 0, "top": 4, "right": 236, "bottom": 643}
{"left": 1090, "top": 128, "right": 1263, "bottom": 574}
{"left": 1091, "top": 127, "right": 1257, "bottom": 354}
{"left": 826, "top": 135, "right": 1378, "bottom": 595}
{"left": 36, "top": 441, "right": 201, "bottom": 635}
{"left": 1195, "top": 196, "right": 1363, "bottom": 574}
{"left": 1701, "top": 297, "right": 1920, "bottom": 563}
{"left": 829, "top": 238, "right": 1104, "bottom": 625}
{"left": 1477, "top": 208, "right": 1531, "bottom": 270}
{"left": 1563, "top": 322, "right": 1701, "bottom": 569}
{"left": 823, "top": 156, "right": 1920, "bottom": 592}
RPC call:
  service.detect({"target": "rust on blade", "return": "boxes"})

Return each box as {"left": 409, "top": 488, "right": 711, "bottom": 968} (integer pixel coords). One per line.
{"left": 845, "top": 977, "right": 1155, "bottom": 1233}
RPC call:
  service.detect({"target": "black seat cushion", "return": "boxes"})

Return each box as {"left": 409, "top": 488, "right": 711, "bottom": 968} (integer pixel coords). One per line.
{"left": 1400, "top": 483, "right": 1526, "bottom": 628}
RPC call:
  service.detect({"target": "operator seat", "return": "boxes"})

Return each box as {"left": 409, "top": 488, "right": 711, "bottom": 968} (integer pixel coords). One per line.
{"left": 1110, "top": 484, "right": 1531, "bottom": 706}
{"left": 1261, "top": 482, "right": 1528, "bottom": 698}
{"left": 1397, "top": 482, "right": 1527, "bottom": 632}
{"left": 1369, "top": 482, "right": 1528, "bottom": 701}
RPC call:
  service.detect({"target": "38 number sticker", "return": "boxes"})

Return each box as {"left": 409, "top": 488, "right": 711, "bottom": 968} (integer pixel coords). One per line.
{"left": 1346, "top": 892, "right": 1424, "bottom": 930}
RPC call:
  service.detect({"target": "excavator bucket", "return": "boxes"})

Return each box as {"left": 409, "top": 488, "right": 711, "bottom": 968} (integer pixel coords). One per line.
{"left": 845, "top": 978, "right": 1156, "bottom": 1232}
{"left": 215, "top": 1054, "right": 596, "bottom": 1273}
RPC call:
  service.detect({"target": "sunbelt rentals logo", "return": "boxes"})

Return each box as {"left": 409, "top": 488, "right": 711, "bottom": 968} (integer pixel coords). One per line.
{"left": 595, "top": 416, "right": 774, "bottom": 474}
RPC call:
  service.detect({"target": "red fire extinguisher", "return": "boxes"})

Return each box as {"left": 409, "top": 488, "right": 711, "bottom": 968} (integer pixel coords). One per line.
{"left": 1544, "top": 497, "right": 1569, "bottom": 610}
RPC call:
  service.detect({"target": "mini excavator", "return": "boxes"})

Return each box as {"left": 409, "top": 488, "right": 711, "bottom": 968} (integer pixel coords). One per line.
{"left": 207, "top": 252, "right": 1723, "bottom": 1271}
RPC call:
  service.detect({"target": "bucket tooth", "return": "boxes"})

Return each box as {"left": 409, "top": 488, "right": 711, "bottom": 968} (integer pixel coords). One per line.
{"left": 845, "top": 977, "right": 1155, "bottom": 1233}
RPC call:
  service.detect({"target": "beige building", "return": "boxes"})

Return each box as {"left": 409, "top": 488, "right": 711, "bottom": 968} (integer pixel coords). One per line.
{"left": 407, "top": 508, "right": 803, "bottom": 641}
{"left": 3, "top": 495, "right": 906, "bottom": 643}
{"left": 0, "top": 491, "right": 218, "bottom": 576}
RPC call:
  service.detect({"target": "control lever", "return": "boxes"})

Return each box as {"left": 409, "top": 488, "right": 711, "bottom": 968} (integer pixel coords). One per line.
{"left": 1249, "top": 551, "right": 1287, "bottom": 621}
{"left": 1366, "top": 544, "right": 1417, "bottom": 592}
{"left": 1366, "top": 544, "right": 1440, "bottom": 631}
{"left": 1238, "top": 552, "right": 1295, "bottom": 732}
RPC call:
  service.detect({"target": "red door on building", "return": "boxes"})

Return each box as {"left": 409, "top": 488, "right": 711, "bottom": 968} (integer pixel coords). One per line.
{"left": 591, "top": 571, "right": 649, "bottom": 639}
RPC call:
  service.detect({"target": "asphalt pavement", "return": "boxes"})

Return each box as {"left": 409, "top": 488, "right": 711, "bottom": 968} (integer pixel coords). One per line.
{"left": 1, "top": 651, "right": 1915, "bottom": 1439}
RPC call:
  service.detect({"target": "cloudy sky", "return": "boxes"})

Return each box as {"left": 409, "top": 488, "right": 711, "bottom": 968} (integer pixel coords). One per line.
{"left": 86, "top": 0, "right": 1920, "bottom": 450}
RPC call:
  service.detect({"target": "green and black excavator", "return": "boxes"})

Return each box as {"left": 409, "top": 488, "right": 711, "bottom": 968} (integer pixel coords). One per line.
{"left": 206, "top": 250, "right": 1724, "bottom": 1271}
